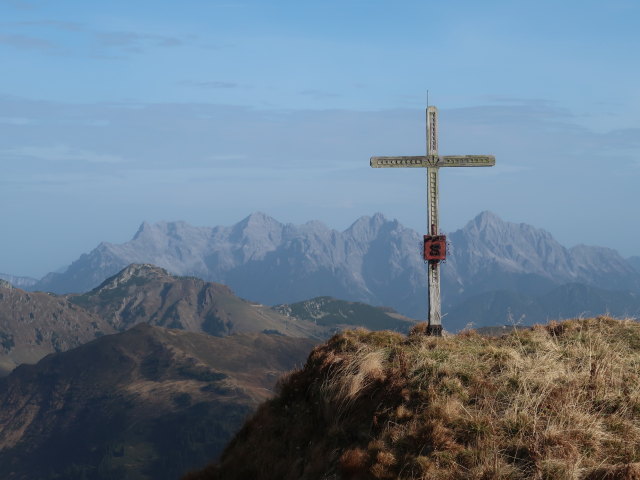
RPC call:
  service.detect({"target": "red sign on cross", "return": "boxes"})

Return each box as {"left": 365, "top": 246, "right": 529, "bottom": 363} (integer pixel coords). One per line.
{"left": 423, "top": 235, "right": 446, "bottom": 261}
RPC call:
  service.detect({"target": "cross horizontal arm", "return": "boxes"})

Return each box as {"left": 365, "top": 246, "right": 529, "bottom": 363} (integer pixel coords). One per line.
{"left": 370, "top": 156, "right": 427, "bottom": 168}
{"left": 371, "top": 155, "right": 495, "bottom": 168}
{"left": 439, "top": 155, "right": 495, "bottom": 167}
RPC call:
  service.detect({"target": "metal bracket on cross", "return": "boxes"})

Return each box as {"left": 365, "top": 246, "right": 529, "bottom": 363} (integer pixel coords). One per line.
{"left": 370, "top": 106, "right": 495, "bottom": 336}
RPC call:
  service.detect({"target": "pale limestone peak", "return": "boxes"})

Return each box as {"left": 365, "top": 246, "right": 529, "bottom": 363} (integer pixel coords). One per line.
{"left": 93, "top": 263, "right": 170, "bottom": 292}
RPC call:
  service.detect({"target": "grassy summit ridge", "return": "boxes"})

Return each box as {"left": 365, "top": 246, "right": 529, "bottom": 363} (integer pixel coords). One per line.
{"left": 184, "top": 317, "right": 640, "bottom": 480}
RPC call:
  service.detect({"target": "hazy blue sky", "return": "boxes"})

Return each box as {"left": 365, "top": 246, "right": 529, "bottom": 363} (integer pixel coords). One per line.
{"left": 1, "top": 0, "right": 639, "bottom": 278}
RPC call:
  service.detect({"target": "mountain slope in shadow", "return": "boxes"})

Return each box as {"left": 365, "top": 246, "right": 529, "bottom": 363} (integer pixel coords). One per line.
{"left": 0, "top": 324, "right": 315, "bottom": 480}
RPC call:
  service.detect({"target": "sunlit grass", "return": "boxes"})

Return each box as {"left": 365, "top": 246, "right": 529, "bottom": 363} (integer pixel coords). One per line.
{"left": 184, "top": 316, "right": 640, "bottom": 479}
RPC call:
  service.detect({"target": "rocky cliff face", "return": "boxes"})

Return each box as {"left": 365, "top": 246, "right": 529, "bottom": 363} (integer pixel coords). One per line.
{"left": 31, "top": 212, "right": 640, "bottom": 320}
{"left": 0, "top": 274, "right": 37, "bottom": 290}
{"left": 628, "top": 256, "right": 640, "bottom": 273}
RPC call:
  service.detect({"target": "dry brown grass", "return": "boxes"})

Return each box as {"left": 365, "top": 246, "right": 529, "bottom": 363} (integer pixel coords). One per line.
{"left": 183, "top": 316, "right": 640, "bottom": 480}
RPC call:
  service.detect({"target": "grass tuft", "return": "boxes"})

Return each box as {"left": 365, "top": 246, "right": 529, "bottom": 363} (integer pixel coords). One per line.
{"left": 183, "top": 317, "right": 640, "bottom": 480}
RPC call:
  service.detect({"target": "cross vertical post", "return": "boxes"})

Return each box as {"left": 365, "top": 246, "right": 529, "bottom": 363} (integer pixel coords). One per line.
{"left": 370, "top": 105, "right": 495, "bottom": 335}
{"left": 426, "top": 107, "right": 442, "bottom": 335}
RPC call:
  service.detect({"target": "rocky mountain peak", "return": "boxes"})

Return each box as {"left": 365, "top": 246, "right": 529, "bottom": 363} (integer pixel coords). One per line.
{"left": 132, "top": 221, "right": 200, "bottom": 246}
{"left": 463, "top": 210, "right": 518, "bottom": 238}
{"left": 92, "top": 264, "right": 170, "bottom": 292}
{"left": 231, "top": 212, "right": 283, "bottom": 237}
{"left": 133, "top": 221, "right": 153, "bottom": 240}
{"left": 300, "top": 219, "right": 330, "bottom": 233}
{"left": 346, "top": 212, "right": 392, "bottom": 239}
{"left": 0, "top": 279, "right": 13, "bottom": 289}
{"left": 371, "top": 211, "right": 387, "bottom": 223}
{"left": 469, "top": 210, "right": 501, "bottom": 229}
{"left": 239, "top": 212, "right": 281, "bottom": 229}
{"left": 229, "top": 212, "right": 285, "bottom": 257}
{"left": 461, "top": 211, "right": 555, "bottom": 246}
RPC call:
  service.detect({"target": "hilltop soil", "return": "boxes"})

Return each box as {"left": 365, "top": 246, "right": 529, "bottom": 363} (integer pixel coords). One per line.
{"left": 184, "top": 317, "right": 640, "bottom": 480}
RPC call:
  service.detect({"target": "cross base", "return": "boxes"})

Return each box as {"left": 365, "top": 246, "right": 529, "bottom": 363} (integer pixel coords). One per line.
{"left": 426, "top": 325, "right": 443, "bottom": 337}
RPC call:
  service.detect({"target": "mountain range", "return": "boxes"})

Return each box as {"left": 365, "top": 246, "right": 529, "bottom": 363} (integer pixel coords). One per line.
{"left": 25, "top": 212, "right": 640, "bottom": 324}
{"left": 69, "top": 264, "right": 323, "bottom": 339}
{"left": 447, "top": 283, "right": 640, "bottom": 330}
{"left": 0, "top": 264, "right": 415, "bottom": 376}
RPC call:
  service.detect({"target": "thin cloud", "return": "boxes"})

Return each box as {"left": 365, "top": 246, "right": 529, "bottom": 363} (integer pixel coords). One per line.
{"left": 605, "top": 128, "right": 640, "bottom": 148}
{"left": 448, "top": 164, "right": 533, "bottom": 177}
{"left": 299, "top": 89, "right": 341, "bottom": 99}
{"left": 2, "top": 171, "right": 111, "bottom": 187}
{"left": 445, "top": 104, "right": 578, "bottom": 130}
{"left": 5, "top": 145, "right": 126, "bottom": 164}
{"left": 1, "top": 19, "right": 187, "bottom": 57}
{"left": 12, "top": 20, "right": 83, "bottom": 31}
{"left": 179, "top": 80, "right": 240, "bottom": 89}
{"left": 207, "top": 154, "right": 248, "bottom": 161}
{"left": 94, "top": 31, "right": 183, "bottom": 50}
{"left": 0, "top": 117, "right": 32, "bottom": 125}
{"left": 0, "top": 0, "right": 36, "bottom": 10}
{"left": 0, "top": 33, "right": 53, "bottom": 51}
{"left": 484, "top": 95, "right": 556, "bottom": 107}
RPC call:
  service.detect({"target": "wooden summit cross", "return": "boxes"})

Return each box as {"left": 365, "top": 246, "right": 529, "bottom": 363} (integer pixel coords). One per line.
{"left": 370, "top": 106, "right": 495, "bottom": 336}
